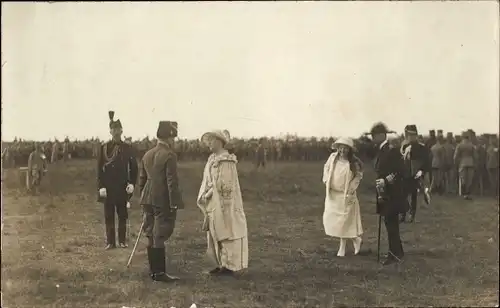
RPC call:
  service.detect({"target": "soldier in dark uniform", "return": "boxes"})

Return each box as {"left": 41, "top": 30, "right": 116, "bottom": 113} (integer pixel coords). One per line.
{"left": 139, "top": 121, "right": 184, "bottom": 282}
{"left": 367, "top": 122, "right": 407, "bottom": 265}
{"left": 97, "top": 111, "right": 138, "bottom": 250}
{"left": 399, "top": 125, "right": 431, "bottom": 223}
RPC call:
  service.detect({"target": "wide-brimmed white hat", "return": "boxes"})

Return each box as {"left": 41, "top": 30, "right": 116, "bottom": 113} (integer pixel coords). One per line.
{"left": 201, "top": 129, "right": 231, "bottom": 146}
{"left": 332, "top": 137, "right": 355, "bottom": 150}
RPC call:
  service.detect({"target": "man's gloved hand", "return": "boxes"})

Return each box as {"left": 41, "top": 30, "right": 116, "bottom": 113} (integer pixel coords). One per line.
{"left": 385, "top": 173, "right": 396, "bottom": 184}
{"left": 126, "top": 184, "right": 134, "bottom": 194}
{"left": 375, "top": 178, "right": 385, "bottom": 188}
{"left": 126, "top": 201, "right": 131, "bottom": 209}
{"left": 99, "top": 188, "right": 107, "bottom": 198}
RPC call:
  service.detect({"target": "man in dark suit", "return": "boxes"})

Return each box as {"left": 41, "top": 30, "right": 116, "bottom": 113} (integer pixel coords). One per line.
{"left": 97, "top": 111, "right": 138, "bottom": 250}
{"left": 368, "top": 122, "right": 407, "bottom": 265}
{"left": 139, "top": 121, "right": 184, "bottom": 282}
{"left": 400, "top": 125, "right": 431, "bottom": 223}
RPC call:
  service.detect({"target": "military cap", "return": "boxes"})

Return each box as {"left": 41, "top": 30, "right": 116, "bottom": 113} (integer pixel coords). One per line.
{"left": 157, "top": 121, "right": 178, "bottom": 139}
{"left": 367, "top": 122, "right": 395, "bottom": 135}
{"left": 108, "top": 111, "right": 122, "bottom": 129}
{"left": 404, "top": 125, "right": 418, "bottom": 135}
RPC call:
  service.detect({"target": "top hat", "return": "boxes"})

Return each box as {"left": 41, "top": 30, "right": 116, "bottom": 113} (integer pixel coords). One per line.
{"left": 108, "top": 111, "right": 122, "bottom": 129}
{"left": 366, "top": 122, "right": 395, "bottom": 135}
{"left": 157, "top": 121, "right": 178, "bottom": 139}
{"left": 404, "top": 125, "right": 418, "bottom": 135}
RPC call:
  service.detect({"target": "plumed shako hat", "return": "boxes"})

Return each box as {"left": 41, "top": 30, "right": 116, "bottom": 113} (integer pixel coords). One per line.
{"left": 108, "top": 111, "right": 122, "bottom": 129}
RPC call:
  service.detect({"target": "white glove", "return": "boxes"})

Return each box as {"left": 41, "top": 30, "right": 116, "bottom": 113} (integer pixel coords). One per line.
{"left": 99, "top": 188, "right": 107, "bottom": 198}
{"left": 385, "top": 174, "right": 396, "bottom": 184}
{"left": 126, "top": 184, "right": 134, "bottom": 194}
{"left": 415, "top": 170, "right": 423, "bottom": 179}
{"left": 375, "top": 179, "right": 385, "bottom": 188}
{"left": 126, "top": 202, "right": 131, "bottom": 209}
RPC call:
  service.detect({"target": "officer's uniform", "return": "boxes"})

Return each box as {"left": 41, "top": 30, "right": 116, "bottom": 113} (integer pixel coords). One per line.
{"left": 443, "top": 133, "right": 457, "bottom": 193}
{"left": 97, "top": 111, "right": 138, "bottom": 249}
{"left": 139, "top": 121, "right": 184, "bottom": 282}
{"left": 400, "top": 125, "right": 431, "bottom": 223}
{"left": 430, "top": 130, "right": 446, "bottom": 194}
{"left": 454, "top": 131, "right": 476, "bottom": 199}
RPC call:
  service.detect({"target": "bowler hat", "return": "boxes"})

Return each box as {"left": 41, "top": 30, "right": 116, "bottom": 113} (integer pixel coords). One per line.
{"left": 157, "top": 121, "right": 178, "bottom": 139}
{"left": 108, "top": 110, "right": 122, "bottom": 129}
{"left": 404, "top": 125, "right": 418, "bottom": 135}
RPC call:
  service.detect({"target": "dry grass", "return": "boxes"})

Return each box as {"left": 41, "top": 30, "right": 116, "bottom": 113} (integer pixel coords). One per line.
{"left": 1, "top": 160, "right": 499, "bottom": 308}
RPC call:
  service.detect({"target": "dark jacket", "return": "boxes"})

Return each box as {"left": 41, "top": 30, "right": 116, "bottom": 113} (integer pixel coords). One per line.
{"left": 97, "top": 140, "right": 138, "bottom": 203}
{"left": 401, "top": 141, "right": 431, "bottom": 177}
{"left": 138, "top": 142, "right": 184, "bottom": 209}
{"left": 374, "top": 141, "right": 408, "bottom": 216}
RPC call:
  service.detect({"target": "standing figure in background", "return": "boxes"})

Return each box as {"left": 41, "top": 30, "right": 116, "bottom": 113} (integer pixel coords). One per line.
{"left": 474, "top": 135, "right": 487, "bottom": 196}
{"left": 429, "top": 130, "right": 446, "bottom": 195}
{"left": 443, "top": 133, "right": 457, "bottom": 194}
{"left": 51, "top": 140, "right": 60, "bottom": 163}
{"left": 255, "top": 140, "right": 266, "bottom": 170}
{"left": 322, "top": 137, "right": 364, "bottom": 257}
{"left": 197, "top": 129, "right": 249, "bottom": 276}
{"left": 400, "top": 125, "right": 431, "bottom": 223}
{"left": 139, "top": 121, "right": 184, "bottom": 282}
{"left": 368, "top": 122, "right": 407, "bottom": 265}
{"left": 97, "top": 111, "right": 138, "bottom": 250}
{"left": 486, "top": 135, "right": 499, "bottom": 197}
{"left": 454, "top": 131, "right": 476, "bottom": 200}
{"left": 63, "top": 138, "right": 70, "bottom": 161}
{"left": 27, "top": 143, "right": 48, "bottom": 194}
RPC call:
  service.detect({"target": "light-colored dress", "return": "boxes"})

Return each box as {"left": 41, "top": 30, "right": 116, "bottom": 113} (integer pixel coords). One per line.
{"left": 322, "top": 153, "right": 363, "bottom": 238}
{"left": 197, "top": 151, "right": 249, "bottom": 271}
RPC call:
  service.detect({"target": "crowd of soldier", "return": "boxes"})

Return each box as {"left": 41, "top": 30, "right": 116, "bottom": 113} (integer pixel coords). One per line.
{"left": 2, "top": 131, "right": 498, "bottom": 197}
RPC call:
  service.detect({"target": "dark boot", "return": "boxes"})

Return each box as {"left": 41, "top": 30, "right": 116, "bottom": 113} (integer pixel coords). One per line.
{"left": 150, "top": 248, "right": 180, "bottom": 282}
{"left": 146, "top": 247, "right": 154, "bottom": 275}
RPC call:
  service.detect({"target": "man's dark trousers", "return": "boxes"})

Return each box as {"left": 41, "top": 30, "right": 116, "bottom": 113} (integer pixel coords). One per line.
{"left": 104, "top": 188, "right": 128, "bottom": 246}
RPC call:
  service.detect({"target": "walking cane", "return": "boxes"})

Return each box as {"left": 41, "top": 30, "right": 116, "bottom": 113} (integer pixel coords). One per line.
{"left": 126, "top": 213, "right": 146, "bottom": 268}
{"left": 377, "top": 215, "right": 381, "bottom": 263}
{"left": 458, "top": 176, "right": 462, "bottom": 196}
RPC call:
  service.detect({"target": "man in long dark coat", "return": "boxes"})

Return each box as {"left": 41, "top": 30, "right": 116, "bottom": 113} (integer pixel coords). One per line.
{"left": 368, "top": 122, "right": 407, "bottom": 265}
{"left": 139, "top": 121, "right": 184, "bottom": 282}
{"left": 97, "top": 111, "right": 138, "bottom": 250}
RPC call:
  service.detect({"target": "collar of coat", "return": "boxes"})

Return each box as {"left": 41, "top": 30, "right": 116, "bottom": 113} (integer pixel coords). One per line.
{"left": 210, "top": 151, "right": 238, "bottom": 167}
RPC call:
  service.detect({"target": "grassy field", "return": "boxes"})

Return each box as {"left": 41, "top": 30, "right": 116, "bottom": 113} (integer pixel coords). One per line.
{"left": 1, "top": 159, "right": 499, "bottom": 308}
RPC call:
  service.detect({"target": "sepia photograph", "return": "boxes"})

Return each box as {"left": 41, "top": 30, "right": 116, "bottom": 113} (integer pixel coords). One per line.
{"left": 1, "top": 1, "right": 499, "bottom": 307}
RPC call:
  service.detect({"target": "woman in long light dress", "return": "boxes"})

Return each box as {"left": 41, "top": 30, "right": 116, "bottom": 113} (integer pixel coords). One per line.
{"left": 197, "top": 129, "right": 249, "bottom": 276}
{"left": 322, "top": 137, "right": 364, "bottom": 257}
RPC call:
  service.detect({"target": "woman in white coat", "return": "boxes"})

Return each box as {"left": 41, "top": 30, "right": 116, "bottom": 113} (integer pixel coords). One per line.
{"left": 322, "top": 137, "right": 364, "bottom": 257}
{"left": 197, "top": 130, "right": 249, "bottom": 276}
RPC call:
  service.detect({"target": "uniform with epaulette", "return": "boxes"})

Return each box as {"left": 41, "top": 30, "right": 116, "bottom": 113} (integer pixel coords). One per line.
{"left": 399, "top": 125, "right": 431, "bottom": 223}
{"left": 97, "top": 111, "right": 138, "bottom": 250}
{"left": 139, "top": 121, "right": 184, "bottom": 282}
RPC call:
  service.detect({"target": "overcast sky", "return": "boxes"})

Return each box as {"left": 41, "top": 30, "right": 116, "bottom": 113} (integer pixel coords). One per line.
{"left": 2, "top": 2, "right": 499, "bottom": 141}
